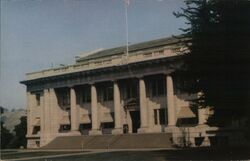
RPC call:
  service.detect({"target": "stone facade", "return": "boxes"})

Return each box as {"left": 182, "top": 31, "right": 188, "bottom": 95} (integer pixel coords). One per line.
{"left": 21, "top": 37, "right": 245, "bottom": 148}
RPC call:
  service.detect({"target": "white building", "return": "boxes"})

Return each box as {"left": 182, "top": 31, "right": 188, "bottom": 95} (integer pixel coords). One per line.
{"left": 21, "top": 37, "right": 245, "bottom": 148}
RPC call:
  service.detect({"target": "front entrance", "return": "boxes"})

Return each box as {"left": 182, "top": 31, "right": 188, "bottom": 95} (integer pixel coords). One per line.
{"left": 130, "top": 111, "right": 140, "bottom": 133}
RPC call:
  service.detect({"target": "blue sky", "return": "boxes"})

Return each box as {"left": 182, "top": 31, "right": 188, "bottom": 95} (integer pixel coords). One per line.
{"left": 0, "top": 0, "right": 186, "bottom": 109}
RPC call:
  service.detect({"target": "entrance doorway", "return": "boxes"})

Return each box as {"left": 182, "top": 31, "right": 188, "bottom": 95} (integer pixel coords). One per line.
{"left": 129, "top": 111, "right": 140, "bottom": 133}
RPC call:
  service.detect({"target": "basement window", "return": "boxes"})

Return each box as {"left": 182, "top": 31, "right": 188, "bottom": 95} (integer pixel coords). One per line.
{"left": 35, "top": 141, "right": 40, "bottom": 147}
{"left": 59, "top": 124, "right": 71, "bottom": 132}
{"left": 101, "top": 122, "right": 114, "bottom": 129}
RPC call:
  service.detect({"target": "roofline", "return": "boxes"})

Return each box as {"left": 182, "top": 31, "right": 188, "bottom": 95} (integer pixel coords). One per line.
{"left": 20, "top": 55, "right": 185, "bottom": 85}
{"left": 76, "top": 35, "right": 188, "bottom": 62}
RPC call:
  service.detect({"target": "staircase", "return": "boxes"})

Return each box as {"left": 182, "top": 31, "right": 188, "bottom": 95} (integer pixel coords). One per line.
{"left": 111, "top": 133, "right": 172, "bottom": 149}
{"left": 43, "top": 133, "right": 172, "bottom": 149}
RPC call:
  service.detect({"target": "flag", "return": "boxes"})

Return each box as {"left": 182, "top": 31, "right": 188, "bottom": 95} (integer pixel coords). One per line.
{"left": 124, "top": 0, "right": 130, "bottom": 6}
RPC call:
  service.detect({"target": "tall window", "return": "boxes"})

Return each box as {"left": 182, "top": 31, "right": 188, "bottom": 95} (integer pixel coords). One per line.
{"left": 126, "top": 83, "right": 138, "bottom": 99}
{"left": 35, "top": 93, "right": 41, "bottom": 106}
{"left": 55, "top": 88, "right": 70, "bottom": 110}
{"left": 103, "top": 86, "right": 113, "bottom": 101}
{"left": 82, "top": 87, "right": 91, "bottom": 103}
{"left": 62, "top": 90, "right": 70, "bottom": 107}
{"left": 151, "top": 78, "right": 165, "bottom": 97}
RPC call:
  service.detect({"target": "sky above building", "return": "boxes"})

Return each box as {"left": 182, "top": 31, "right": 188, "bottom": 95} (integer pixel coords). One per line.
{"left": 0, "top": 0, "right": 186, "bottom": 109}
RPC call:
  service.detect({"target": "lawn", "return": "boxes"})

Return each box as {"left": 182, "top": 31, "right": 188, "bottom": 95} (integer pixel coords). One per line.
{"left": 1, "top": 147, "right": 250, "bottom": 161}
{"left": 1, "top": 150, "right": 83, "bottom": 160}
{"left": 31, "top": 149, "right": 250, "bottom": 161}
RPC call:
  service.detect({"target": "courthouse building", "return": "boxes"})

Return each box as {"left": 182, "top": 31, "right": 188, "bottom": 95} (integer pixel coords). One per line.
{"left": 21, "top": 37, "right": 245, "bottom": 148}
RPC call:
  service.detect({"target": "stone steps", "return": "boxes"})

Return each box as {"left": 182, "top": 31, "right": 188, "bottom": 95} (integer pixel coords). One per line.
{"left": 111, "top": 133, "right": 172, "bottom": 149}
{"left": 42, "top": 133, "right": 172, "bottom": 149}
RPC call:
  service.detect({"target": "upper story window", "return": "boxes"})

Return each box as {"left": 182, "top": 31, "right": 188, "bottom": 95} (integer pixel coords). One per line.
{"left": 154, "top": 50, "right": 164, "bottom": 56}
{"left": 35, "top": 93, "right": 41, "bottom": 106}
{"left": 159, "top": 50, "right": 164, "bottom": 55}
{"left": 103, "top": 59, "right": 111, "bottom": 65}
{"left": 143, "top": 52, "right": 152, "bottom": 58}
{"left": 94, "top": 61, "right": 102, "bottom": 66}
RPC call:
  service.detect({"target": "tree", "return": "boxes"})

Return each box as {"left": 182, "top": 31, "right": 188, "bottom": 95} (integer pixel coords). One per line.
{"left": 0, "top": 106, "right": 4, "bottom": 114}
{"left": 174, "top": 0, "right": 250, "bottom": 127}
{"left": 0, "top": 106, "right": 8, "bottom": 114}
{"left": 7, "top": 116, "right": 27, "bottom": 148}
{"left": 1, "top": 122, "right": 13, "bottom": 149}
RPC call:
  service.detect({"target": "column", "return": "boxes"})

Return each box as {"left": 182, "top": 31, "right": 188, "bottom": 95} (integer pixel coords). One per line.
{"left": 40, "top": 88, "right": 50, "bottom": 146}
{"left": 166, "top": 75, "right": 176, "bottom": 126}
{"left": 198, "top": 107, "right": 206, "bottom": 125}
{"left": 138, "top": 77, "right": 148, "bottom": 133}
{"left": 197, "top": 92, "right": 206, "bottom": 126}
{"left": 70, "top": 87, "right": 80, "bottom": 134}
{"left": 49, "top": 88, "right": 60, "bottom": 137}
{"left": 89, "top": 84, "right": 101, "bottom": 135}
{"left": 112, "top": 81, "right": 123, "bottom": 134}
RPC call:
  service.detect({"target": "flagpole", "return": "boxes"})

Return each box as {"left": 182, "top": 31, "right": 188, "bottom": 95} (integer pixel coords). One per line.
{"left": 125, "top": 0, "right": 129, "bottom": 62}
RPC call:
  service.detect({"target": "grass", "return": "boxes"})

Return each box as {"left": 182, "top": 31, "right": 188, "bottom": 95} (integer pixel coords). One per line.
{"left": 1, "top": 147, "right": 250, "bottom": 161}
{"left": 35, "top": 149, "right": 250, "bottom": 161}
{"left": 0, "top": 150, "right": 18, "bottom": 154}
{"left": 1, "top": 150, "right": 83, "bottom": 160}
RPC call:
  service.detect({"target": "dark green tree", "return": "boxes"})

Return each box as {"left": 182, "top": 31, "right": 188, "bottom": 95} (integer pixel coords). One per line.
{"left": 174, "top": 0, "right": 250, "bottom": 127}
{"left": 1, "top": 122, "right": 13, "bottom": 149}
{"left": 8, "top": 116, "right": 27, "bottom": 148}
{"left": 0, "top": 106, "right": 4, "bottom": 114}
{"left": 0, "top": 106, "right": 8, "bottom": 114}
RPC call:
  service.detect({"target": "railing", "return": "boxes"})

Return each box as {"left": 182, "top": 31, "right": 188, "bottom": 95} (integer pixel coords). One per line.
{"left": 26, "top": 47, "right": 180, "bottom": 80}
